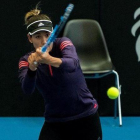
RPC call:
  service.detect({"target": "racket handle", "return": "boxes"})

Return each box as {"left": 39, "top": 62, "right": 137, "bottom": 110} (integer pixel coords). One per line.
{"left": 34, "top": 61, "right": 38, "bottom": 65}
{"left": 41, "top": 25, "right": 58, "bottom": 53}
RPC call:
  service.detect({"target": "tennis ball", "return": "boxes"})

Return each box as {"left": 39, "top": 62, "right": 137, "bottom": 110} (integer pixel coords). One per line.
{"left": 107, "top": 87, "right": 119, "bottom": 99}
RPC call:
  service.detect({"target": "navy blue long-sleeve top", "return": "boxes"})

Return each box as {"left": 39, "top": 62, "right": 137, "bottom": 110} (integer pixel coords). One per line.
{"left": 18, "top": 37, "right": 98, "bottom": 122}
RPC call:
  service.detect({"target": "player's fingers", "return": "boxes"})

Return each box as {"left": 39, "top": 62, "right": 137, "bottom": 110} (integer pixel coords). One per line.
{"left": 28, "top": 55, "right": 32, "bottom": 64}
{"left": 28, "top": 53, "right": 37, "bottom": 64}
{"left": 46, "top": 43, "right": 53, "bottom": 53}
{"left": 36, "top": 47, "right": 42, "bottom": 55}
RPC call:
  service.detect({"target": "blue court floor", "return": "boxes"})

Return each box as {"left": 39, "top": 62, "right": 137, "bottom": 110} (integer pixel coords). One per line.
{"left": 0, "top": 117, "right": 140, "bottom": 140}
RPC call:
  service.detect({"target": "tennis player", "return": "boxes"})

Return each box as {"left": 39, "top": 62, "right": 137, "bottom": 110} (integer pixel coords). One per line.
{"left": 18, "top": 5, "right": 102, "bottom": 140}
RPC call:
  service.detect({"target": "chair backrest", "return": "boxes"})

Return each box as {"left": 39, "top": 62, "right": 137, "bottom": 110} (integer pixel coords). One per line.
{"left": 63, "top": 19, "right": 114, "bottom": 73}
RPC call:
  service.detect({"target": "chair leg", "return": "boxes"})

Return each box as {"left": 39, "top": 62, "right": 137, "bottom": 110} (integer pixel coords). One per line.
{"left": 112, "top": 70, "right": 122, "bottom": 126}
{"left": 85, "top": 71, "right": 123, "bottom": 126}
{"left": 118, "top": 85, "right": 122, "bottom": 126}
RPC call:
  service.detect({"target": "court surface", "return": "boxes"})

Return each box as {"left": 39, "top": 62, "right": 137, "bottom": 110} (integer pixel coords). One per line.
{"left": 0, "top": 117, "right": 139, "bottom": 140}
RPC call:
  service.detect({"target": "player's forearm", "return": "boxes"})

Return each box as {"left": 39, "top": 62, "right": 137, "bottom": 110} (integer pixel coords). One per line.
{"left": 46, "top": 55, "right": 62, "bottom": 68}
{"left": 21, "top": 69, "right": 36, "bottom": 94}
{"left": 59, "top": 57, "right": 79, "bottom": 72}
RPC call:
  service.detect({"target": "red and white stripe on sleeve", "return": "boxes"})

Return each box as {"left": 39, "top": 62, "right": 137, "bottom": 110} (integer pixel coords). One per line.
{"left": 19, "top": 61, "right": 29, "bottom": 69}
{"left": 60, "top": 41, "right": 73, "bottom": 51}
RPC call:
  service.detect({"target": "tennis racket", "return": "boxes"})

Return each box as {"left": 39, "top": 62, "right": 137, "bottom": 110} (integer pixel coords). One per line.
{"left": 41, "top": 3, "right": 74, "bottom": 53}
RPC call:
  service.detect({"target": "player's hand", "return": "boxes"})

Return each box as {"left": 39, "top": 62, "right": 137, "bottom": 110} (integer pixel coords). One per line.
{"left": 28, "top": 52, "right": 39, "bottom": 71}
{"left": 35, "top": 43, "right": 53, "bottom": 64}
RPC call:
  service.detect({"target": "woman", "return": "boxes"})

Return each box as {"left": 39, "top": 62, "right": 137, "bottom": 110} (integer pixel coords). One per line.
{"left": 18, "top": 5, "right": 102, "bottom": 140}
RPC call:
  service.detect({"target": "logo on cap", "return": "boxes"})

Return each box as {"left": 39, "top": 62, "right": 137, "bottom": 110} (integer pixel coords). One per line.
{"left": 38, "top": 22, "right": 44, "bottom": 27}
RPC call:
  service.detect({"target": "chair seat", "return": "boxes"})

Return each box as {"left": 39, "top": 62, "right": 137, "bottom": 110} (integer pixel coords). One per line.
{"left": 83, "top": 70, "right": 113, "bottom": 74}
{"left": 79, "top": 58, "right": 114, "bottom": 72}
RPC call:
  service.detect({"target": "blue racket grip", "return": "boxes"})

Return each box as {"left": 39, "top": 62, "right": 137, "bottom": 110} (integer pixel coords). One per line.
{"left": 41, "top": 25, "right": 59, "bottom": 53}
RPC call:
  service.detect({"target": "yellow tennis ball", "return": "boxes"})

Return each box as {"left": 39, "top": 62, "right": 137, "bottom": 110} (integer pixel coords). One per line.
{"left": 107, "top": 87, "right": 119, "bottom": 99}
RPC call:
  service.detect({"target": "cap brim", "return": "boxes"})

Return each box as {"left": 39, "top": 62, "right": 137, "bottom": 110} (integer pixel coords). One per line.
{"left": 29, "top": 27, "right": 53, "bottom": 35}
